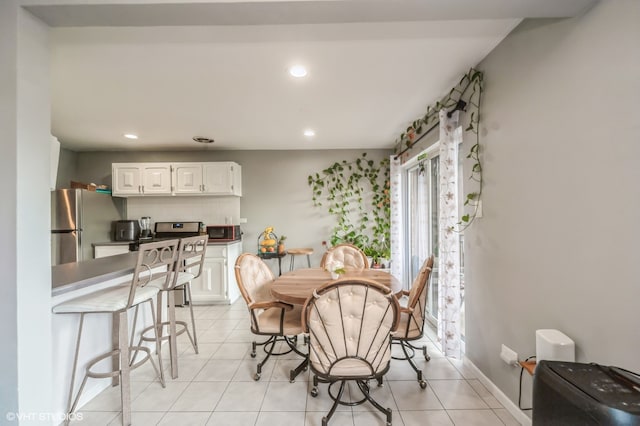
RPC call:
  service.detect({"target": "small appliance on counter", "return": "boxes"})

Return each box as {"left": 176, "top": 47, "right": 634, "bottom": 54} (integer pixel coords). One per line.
{"left": 113, "top": 220, "right": 140, "bottom": 242}
{"left": 139, "top": 216, "right": 152, "bottom": 240}
{"left": 206, "top": 225, "right": 242, "bottom": 242}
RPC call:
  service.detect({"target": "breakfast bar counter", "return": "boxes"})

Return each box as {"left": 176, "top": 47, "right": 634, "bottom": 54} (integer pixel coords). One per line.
{"left": 52, "top": 252, "right": 139, "bottom": 296}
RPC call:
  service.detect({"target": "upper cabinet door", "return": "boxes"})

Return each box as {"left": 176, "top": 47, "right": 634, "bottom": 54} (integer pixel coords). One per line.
{"left": 112, "top": 162, "right": 241, "bottom": 197}
{"left": 203, "top": 162, "right": 242, "bottom": 196}
{"left": 112, "top": 164, "right": 142, "bottom": 196}
{"left": 173, "top": 164, "right": 204, "bottom": 194}
{"left": 141, "top": 164, "right": 171, "bottom": 195}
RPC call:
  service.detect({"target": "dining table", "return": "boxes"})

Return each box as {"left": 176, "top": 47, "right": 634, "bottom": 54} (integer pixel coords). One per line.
{"left": 270, "top": 267, "right": 403, "bottom": 305}
{"left": 269, "top": 267, "right": 403, "bottom": 383}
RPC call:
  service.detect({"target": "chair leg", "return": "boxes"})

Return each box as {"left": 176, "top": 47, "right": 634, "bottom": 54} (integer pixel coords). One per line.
{"left": 63, "top": 313, "right": 85, "bottom": 424}
{"left": 185, "top": 283, "right": 199, "bottom": 354}
{"left": 356, "top": 380, "right": 392, "bottom": 425}
{"left": 322, "top": 381, "right": 346, "bottom": 426}
{"left": 167, "top": 290, "right": 179, "bottom": 379}
{"left": 400, "top": 340, "right": 427, "bottom": 389}
{"left": 254, "top": 336, "right": 277, "bottom": 380}
{"left": 147, "top": 299, "right": 166, "bottom": 388}
{"left": 117, "top": 310, "right": 132, "bottom": 426}
{"left": 407, "top": 340, "right": 430, "bottom": 361}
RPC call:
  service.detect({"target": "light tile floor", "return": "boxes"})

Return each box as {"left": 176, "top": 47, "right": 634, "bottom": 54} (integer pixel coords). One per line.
{"left": 72, "top": 300, "right": 522, "bottom": 426}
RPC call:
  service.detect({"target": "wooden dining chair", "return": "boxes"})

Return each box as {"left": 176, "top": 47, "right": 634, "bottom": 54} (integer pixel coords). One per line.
{"left": 392, "top": 255, "right": 434, "bottom": 388}
{"left": 234, "top": 253, "right": 306, "bottom": 380}
{"left": 303, "top": 278, "right": 400, "bottom": 426}
{"left": 320, "top": 243, "right": 369, "bottom": 269}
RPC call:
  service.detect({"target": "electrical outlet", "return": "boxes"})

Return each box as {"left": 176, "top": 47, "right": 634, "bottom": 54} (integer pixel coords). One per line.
{"left": 501, "top": 344, "right": 519, "bottom": 366}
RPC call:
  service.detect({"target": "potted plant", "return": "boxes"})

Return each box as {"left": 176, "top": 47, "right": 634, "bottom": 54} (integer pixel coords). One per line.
{"left": 278, "top": 235, "right": 287, "bottom": 254}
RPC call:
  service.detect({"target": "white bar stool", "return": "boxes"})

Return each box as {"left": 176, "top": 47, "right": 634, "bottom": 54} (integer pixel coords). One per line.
{"left": 138, "top": 235, "right": 208, "bottom": 379}
{"left": 53, "top": 239, "right": 180, "bottom": 426}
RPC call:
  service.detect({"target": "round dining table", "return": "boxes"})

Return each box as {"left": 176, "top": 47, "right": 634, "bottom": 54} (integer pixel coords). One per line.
{"left": 269, "top": 268, "right": 403, "bottom": 305}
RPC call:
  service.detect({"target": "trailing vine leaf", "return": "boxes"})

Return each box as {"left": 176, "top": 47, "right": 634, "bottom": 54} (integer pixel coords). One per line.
{"left": 394, "top": 67, "right": 484, "bottom": 231}
{"left": 308, "top": 153, "right": 390, "bottom": 259}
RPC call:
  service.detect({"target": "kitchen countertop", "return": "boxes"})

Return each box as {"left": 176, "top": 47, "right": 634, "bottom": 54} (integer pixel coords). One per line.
{"left": 52, "top": 252, "right": 138, "bottom": 296}
{"left": 52, "top": 239, "right": 243, "bottom": 296}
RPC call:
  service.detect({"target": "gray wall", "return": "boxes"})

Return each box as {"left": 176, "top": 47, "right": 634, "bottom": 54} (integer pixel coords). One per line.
{"left": 465, "top": 0, "right": 640, "bottom": 408}
{"left": 74, "top": 149, "right": 392, "bottom": 267}
{"left": 56, "top": 146, "right": 78, "bottom": 189}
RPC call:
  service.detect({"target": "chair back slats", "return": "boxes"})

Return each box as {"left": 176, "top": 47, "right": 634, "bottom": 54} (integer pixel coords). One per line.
{"left": 128, "top": 239, "right": 180, "bottom": 308}
{"left": 320, "top": 244, "right": 369, "bottom": 270}
{"left": 175, "top": 235, "right": 208, "bottom": 281}
{"left": 403, "top": 255, "right": 434, "bottom": 338}
{"left": 304, "top": 278, "right": 399, "bottom": 378}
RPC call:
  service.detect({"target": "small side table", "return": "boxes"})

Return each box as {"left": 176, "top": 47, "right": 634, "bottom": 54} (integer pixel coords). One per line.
{"left": 287, "top": 248, "right": 314, "bottom": 271}
{"left": 257, "top": 251, "right": 286, "bottom": 276}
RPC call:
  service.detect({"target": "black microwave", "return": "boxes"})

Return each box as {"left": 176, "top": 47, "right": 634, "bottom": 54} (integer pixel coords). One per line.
{"left": 206, "top": 225, "right": 242, "bottom": 242}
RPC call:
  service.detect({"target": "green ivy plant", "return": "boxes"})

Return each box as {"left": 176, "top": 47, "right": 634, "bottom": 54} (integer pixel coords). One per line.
{"left": 394, "top": 68, "right": 484, "bottom": 230}
{"left": 308, "top": 153, "right": 390, "bottom": 259}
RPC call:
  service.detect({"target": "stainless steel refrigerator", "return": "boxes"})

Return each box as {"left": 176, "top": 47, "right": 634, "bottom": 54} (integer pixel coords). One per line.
{"left": 51, "top": 189, "right": 125, "bottom": 265}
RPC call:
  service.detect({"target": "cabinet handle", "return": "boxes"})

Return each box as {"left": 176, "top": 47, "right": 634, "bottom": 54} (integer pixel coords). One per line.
{"left": 141, "top": 185, "right": 145, "bottom": 194}
{"left": 138, "top": 185, "right": 142, "bottom": 193}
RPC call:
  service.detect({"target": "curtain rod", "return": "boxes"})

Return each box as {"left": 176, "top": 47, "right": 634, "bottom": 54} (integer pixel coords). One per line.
{"left": 393, "top": 100, "right": 467, "bottom": 160}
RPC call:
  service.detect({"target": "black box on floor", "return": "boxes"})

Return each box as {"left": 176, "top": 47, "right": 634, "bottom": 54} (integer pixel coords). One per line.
{"left": 533, "top": 360, "right": 640, "bottom": 425}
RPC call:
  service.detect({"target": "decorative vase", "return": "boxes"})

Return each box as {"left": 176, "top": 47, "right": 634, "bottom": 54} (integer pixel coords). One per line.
{"left": 330, "top": 271, "right": 339, "bottom": 280}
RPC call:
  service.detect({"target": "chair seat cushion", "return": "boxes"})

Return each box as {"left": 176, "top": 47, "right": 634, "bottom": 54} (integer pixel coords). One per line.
{"left": 53, "top": 284, "right": 159, "bottom": 313}
{"left": 393, "top": 311, "right": 423, "bottom": 340}
{"left": 148, "top": 271, "right": 196, "bottom": 290}
{"left": 255, "top": 304, "right": 303, "bottom": 335}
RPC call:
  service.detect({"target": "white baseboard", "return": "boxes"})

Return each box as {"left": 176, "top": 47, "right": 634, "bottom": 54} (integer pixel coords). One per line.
{"left": 463, "top": 356, "right": 532, "bottom": 426}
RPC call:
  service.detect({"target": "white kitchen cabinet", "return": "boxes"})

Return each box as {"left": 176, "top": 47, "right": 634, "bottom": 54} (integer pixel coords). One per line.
{"left": 113, "top": 162, "right": 241, "bottom": 197}
{"left": 172, "top": 162, "right": 241, "bottom": 196}
{"left": 202, "top": 162, "right": 241, "bottom": 196}
{"left": 173, "top": 163, "right": 203, "bottom": 194}
{"left": 112, "top": 163, "right": 172, "bottom": 196}
{"left": 190, "top": 241, "right": 242, "bottom": 305}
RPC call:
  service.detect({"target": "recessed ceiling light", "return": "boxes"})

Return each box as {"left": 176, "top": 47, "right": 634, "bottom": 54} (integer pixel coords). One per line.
{"left": 124, "top": 133, "right": 138, "bottom": 139}
{"left": 303, "top": 129, "right": 315, "bottom": 137}
{"left": 289, "top": 65, "right": 308, "bottom": 78}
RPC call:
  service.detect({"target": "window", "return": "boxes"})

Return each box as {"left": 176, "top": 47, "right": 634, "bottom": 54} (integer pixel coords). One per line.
{"left": 404, "top": 147, "right": 440, "bottom": 324}
{"left": 402, "top": 143, "right": 465, "bottom": 331}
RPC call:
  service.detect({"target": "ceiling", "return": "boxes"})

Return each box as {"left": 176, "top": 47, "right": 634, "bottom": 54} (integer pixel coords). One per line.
{"left": 27, "top": 0, "right": 596, "bottom": 152}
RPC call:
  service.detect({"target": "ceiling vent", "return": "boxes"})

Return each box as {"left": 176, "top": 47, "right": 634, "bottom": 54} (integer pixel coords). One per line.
{"left": 192, "top": 136, "right": 215, "bottom": 144}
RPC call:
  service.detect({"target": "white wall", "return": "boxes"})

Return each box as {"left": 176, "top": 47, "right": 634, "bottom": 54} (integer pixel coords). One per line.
{"left": 0, "top": 1, "right": 20, "bottom": 418}
{"left": 0, "top": 1, "right": 53, "bottom": 422}
{"left": 126, "top": 195, "right": 241, "bottom": 227}
{"left": 465, "top": 0, "right": 640, "bottom": 409}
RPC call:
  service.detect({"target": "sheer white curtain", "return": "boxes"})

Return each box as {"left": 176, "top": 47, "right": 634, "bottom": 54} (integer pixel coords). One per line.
{"left": 437, "top": 109, "right": 462, "bottom": 358}
{"left": 389, "top": 156, "right": 403, "bottom": 285}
